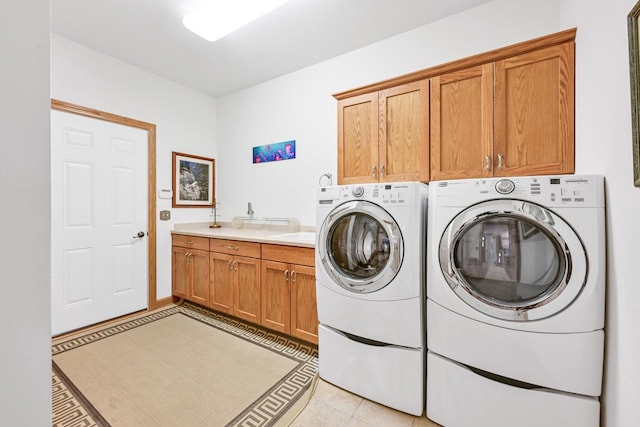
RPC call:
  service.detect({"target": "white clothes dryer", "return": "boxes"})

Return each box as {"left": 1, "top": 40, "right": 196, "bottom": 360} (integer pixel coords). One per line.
{"left": 425, "top": 175, "right": 605, "bottom": 427}
{"left": 316, "top": 182, "right": 428, "bottom": 416}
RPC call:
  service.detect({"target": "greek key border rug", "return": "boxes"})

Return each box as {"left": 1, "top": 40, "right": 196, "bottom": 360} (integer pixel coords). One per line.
{"left": 52, "top": 302, "right": 319, "bottom": 427}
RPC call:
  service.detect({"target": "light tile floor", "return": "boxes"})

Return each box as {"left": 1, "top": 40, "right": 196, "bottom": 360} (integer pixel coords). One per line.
{"left": 291, "top": 379, "right": 441, "bottom": 427}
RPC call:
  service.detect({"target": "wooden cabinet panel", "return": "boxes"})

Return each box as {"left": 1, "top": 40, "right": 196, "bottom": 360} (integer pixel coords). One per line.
{"left": 290, "top": 265, "right": 318, "bottom": 343}
{"left": 210, "top": 239, "right": 261, "bottom": 323}
{"left": 379, "top": 80, "right": 430, "bottom": 182}
{"left": 172, "top": 237, "right": 210, "bottom": 304}
{"left": 338, "top": 92, "right": 379, "bottom": 184}
{"left": 190, "top": 249, "right": 210, "bottom": 306}
{"left": 234, "top": 257, "right": 261, "bottom": 324}
{"left": 209, "top": 252, "right": 234, "bottom": 314}
{"left": 431, "top": 64, "right": 494, "bottom": 180}
{"left": 172, "top": 246, "right": 190, "bottom": 299}
{"left": 261, "top": 244, "right": 318, "bottom": 344}
{"left": 261, "top": 260, "right": 290, "bottom": 334}
{"left": 494, "top": 42, "right": 575, "bottom": 176}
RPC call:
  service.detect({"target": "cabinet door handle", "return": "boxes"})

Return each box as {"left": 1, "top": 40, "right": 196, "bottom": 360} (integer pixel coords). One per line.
{"left": 186, "top": 240, "right": 194, "bottom": 245}
{"left": 228, "top": 260, "right": 233, "bottom": 270}
{"left": 380, "top": 164, "right": 385, "bottom": 178}
{"left": 485, "top": 154, "right": 490, "bottom": 171}
{"left": 291, "top": 270, "right": 296, "bottom": 284}
{"left": 497, "top": 153, "right": 503, "bottom": 170}
{"left": 185, "top": 253, "right": 189, "bottom": 262}
{"left": 372, "top": 165, "right": 377, "bottom": 178}
{"left": 233, "top": 260, "right": 237, "bottom": 271}
{"left": 226, "top": 245, "right": 239, "bottom": 251}
{"left": 284, "top": 269, "right": 289, "bottom": 282}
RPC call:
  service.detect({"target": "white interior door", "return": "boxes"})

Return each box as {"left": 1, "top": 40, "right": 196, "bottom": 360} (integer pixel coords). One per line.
{"left": 51, "top": 109, "right": 148, "bottom": 335}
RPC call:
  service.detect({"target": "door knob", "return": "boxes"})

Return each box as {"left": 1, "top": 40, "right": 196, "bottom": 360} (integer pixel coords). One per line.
{"left": 133, "top": 231, "right": 145, "bottom": 239}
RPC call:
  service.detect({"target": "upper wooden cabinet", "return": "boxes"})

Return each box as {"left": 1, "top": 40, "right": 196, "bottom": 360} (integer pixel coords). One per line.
{"left": 493, "top": 42, "right": 575, "bottom": 177}
{"left": 337, "top": 80, "right": 429, "bottom": 184}
{"left": 336, "top": 29, "right": 576, "bottom": 182}
{"left": 431, "top": 63, "right": 494, "bottom": 180}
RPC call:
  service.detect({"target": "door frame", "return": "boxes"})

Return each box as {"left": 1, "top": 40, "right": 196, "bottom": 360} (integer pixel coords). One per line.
{"left": 51, "top": 99, "right": 161, "bottom": 311}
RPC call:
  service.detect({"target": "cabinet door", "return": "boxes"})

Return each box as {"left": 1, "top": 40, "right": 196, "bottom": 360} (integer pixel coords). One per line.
{"left": 172, "top": 245, "right": 189, "bottom": 299}
{"left": 494, "top": 42, "right": 575, "bottom": 176}
{"left": 261, "top": 260, "right": 290, "bottom": 334}
{"left": 209, "top": 252, "right": 234, "bottom": 314}
{"left": 431, "top": 64, "right": 494, "bottom": 180}
{"left": 290, "top": 264, "right": 318, "bottom": 344}
{"left": 379, "top": 80, "right": 430, "bottom": 182}
{"left": 233, "top": 256, "right": 261, "bottom": 324}
{"left": 338, "top": 92, "right": 379, "bottom": 184}
{"left": 190, "top": 248, "right": 210, "bottom": 306}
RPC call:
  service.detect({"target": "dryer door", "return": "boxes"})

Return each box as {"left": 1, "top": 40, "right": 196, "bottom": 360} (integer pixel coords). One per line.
{"left": 318, "top": 200, "right": 403, "bottom": 293}
{"left": 439, "top": 199, "right": 587, "bottom": 321}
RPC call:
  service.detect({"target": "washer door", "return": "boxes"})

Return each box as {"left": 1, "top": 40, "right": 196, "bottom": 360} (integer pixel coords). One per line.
{"left": 439, "top": 199, "right": 587, "bottom": 321}
{"left": 318, "top": 200, "right": 403, "bottom": 293}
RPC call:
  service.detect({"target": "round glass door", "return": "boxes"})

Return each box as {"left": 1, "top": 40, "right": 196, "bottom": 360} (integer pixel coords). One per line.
{"left": 440, "top": 200, "right": 587, "bottom": 321}
{"left": 318, "top": 200, "right": 403, "bottom": 293}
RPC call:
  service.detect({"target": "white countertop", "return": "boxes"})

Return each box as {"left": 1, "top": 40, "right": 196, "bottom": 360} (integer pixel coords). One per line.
{"left": 171, "top": 222, "right": 316, "bottom": 248}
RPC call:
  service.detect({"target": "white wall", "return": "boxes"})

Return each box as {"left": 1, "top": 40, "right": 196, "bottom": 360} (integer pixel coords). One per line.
{"left": 0, "top": 1, "right": 52, "bottom": 425}
{"left": 217, "top": 0, "right": 640, "bottom": 425}
{"left": 569, "top": 1, "right": 640, "bottom": 426}
{"left": 51, "top": 35, "right": 218, "bottom": 299}
{"left": 216, "top": 0, "right": 563, "bottom": 225}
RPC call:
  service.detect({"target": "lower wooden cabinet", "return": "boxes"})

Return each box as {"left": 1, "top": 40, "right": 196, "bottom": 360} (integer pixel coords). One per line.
{"left": 172, "top": 234, "right": 318, "bottom": 344}
{"left": 209, "top": 239, "right": 261, "bottom": 324}
{"left": 171, "top": 235, "right": 210, "bottom": 306}
{"left": 261, "top": 244, "right": 318, "bottom": 344}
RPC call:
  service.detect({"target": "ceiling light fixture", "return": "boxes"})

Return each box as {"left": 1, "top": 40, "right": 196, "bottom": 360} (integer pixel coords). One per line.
{"left": 183, "top": 0, "right": 292, "bottom": 42}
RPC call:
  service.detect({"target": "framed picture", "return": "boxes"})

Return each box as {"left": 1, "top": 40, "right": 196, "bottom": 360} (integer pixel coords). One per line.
{"left": 253, "top": 140, "right": 296, "bottom": 163}
{"left": 628, "top": 1, "right": 640, "bottom": 186}
{"left": 172, "top": 151, "right": 215, "bottom": 207}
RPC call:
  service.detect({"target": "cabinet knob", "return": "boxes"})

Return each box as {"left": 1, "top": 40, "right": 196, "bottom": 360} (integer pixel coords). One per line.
{"left": 372, "top": 165, "right": 377, "bottom": 178}
{"left": 380, "top": 165, "right": 385, "bottom": 178}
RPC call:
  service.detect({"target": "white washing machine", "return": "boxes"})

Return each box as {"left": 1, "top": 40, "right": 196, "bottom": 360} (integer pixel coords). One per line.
{"left": 425, "top": 175, "right": 605, "bottom": 427}
{"left": 316, "top": 181, "right": 428, "bottom": 416}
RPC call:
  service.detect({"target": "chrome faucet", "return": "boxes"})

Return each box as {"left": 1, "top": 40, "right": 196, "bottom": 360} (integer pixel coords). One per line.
{"left": 247, "top": 202, "right": 254, "bottom": 217}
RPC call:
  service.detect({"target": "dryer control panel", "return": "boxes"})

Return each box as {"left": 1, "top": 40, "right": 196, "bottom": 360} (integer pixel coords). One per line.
{"left": 318, "top": 182, "right": 428, "bottom": 208}
{"left": 431, "top": 175, "right": 604, "bottom": 208}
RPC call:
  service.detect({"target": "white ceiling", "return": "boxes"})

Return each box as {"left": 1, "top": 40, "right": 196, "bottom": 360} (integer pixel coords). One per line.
{"left": 51, "top": 0, "right": 492, "bottom": 98}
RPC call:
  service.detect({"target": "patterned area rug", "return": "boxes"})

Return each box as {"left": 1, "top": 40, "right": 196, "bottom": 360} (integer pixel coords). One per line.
{"left": 52, "top": 302, "right": 318, "bottom": 427}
